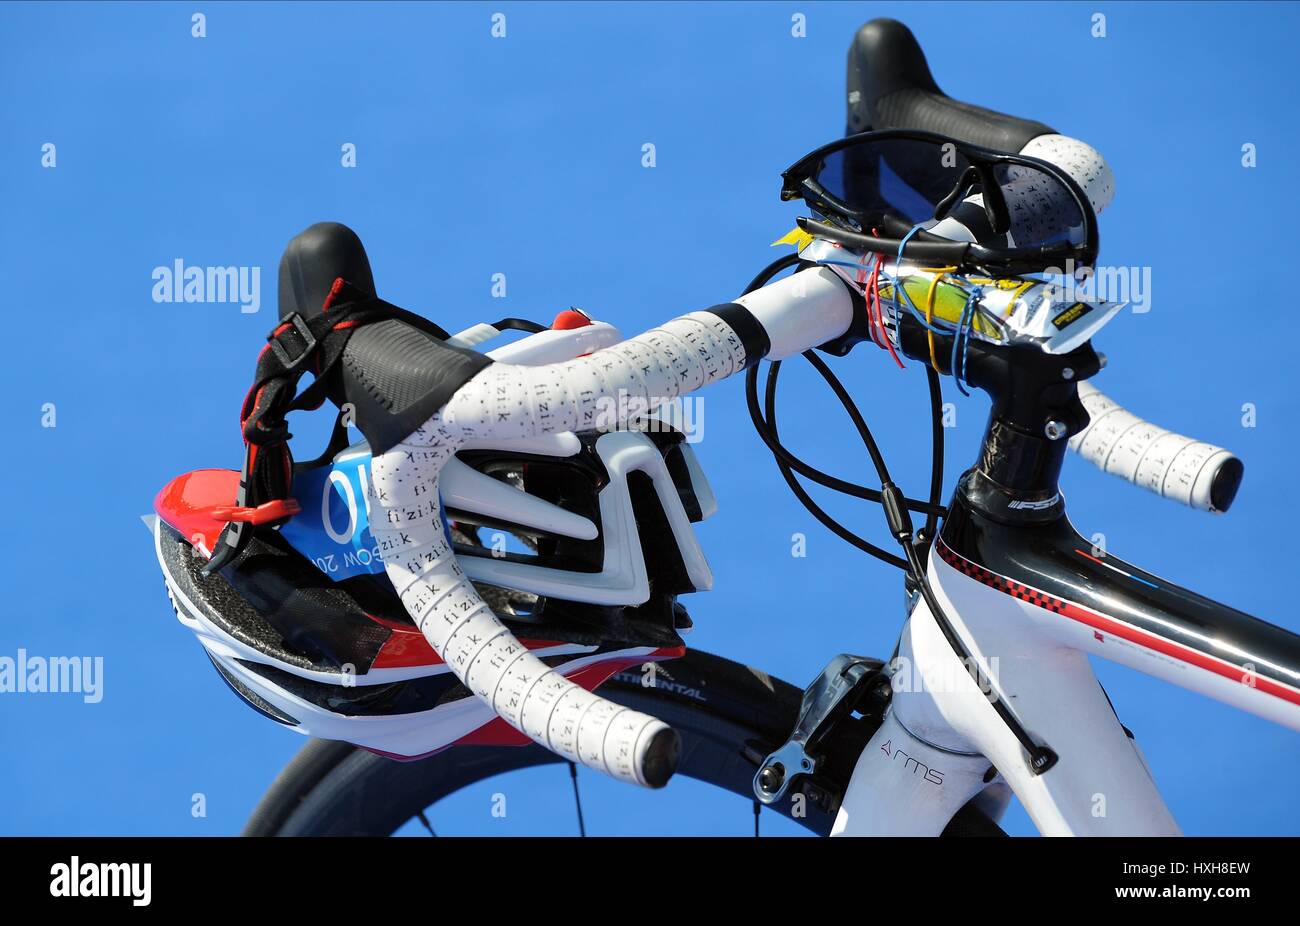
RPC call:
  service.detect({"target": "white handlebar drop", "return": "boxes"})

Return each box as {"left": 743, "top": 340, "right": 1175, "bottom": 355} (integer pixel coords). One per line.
{"left": 365, "top": 268, "right": 856, "bottom": 787}
{"left": 1069, "top": 381, "right": 1244, "bottom": 513}
{"left": 369, "top": 447, "right": 679, "bottom": 785}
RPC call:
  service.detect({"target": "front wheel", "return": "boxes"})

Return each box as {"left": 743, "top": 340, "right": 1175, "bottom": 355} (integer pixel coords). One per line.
{"left": 244, "top": 649, "right": 1005, "bottom": 836}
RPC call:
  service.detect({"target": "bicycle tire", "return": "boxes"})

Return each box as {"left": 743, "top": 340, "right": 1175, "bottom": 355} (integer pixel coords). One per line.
{"left": 243, "top": 649, "right": 1005, "bottom": 836}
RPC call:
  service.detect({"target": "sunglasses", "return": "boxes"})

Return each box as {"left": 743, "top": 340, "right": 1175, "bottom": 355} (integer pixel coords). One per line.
{"left": 781, "top": 130, "right": 1099, "bottom": 275}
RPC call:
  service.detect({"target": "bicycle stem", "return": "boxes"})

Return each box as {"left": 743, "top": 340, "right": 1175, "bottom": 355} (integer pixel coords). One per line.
{"left": 892, "top": 312, "right": 1104, "bottom": 523}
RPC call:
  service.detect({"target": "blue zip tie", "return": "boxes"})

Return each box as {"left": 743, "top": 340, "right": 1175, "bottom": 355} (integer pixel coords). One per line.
{"left": 890, "top": 225, "right": 924, "bottom": 341}
{"left": 951, "top": 286, "right": 983, "bottom": 396}
{"left": 949, "top": 305, "right": 969, "bottom": 395}
{"left": 897, "top": 224, "right": 924, "bottom": 264}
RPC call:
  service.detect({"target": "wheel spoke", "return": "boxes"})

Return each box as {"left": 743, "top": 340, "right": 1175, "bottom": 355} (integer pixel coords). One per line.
{"left": 415, "top": 809, "right": 437, "bottom": 837}
{"left": 753, "top": 800, "right": 761, "bottom": 838}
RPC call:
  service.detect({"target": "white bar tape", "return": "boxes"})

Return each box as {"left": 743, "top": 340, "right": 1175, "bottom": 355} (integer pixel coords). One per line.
{"left": 1069, "top": 381, "right": 1242, "bottom": 513}
{"left": 364, "top": 271, "right": 857, "bottom": 785}
{"left": 920, "top": 135, "right": 1115, "bottom": 249}
{"left": 364, "top": 298, "right": 780, "bottom": 786}
{"left": 1020, "top": 134, "right": 1116, "bottom": 216}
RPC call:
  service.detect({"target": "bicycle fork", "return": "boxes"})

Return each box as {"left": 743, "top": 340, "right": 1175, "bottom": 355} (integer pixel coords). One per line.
{"left": 831, "top": 708, "right": 997, "bottom": 836}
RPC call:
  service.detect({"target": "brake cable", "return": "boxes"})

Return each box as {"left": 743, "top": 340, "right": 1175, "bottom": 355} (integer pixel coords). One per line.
{"left": 742, "top": 257, "right": 944, "bottom": 521}
{"left": 741, "top": 253, "right": 1058, "bottom": 775}
{"left": 752, "top": 360, "right": 907, "bottom": 571}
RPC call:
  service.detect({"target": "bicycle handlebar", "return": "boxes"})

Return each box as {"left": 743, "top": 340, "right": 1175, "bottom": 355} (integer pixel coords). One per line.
{"left": 353, "top": 26, "right": 1228, "bottom": 783}
{"left": 1069, "top": 381, "right": 1244, "bottom": 513}
{"left": 371, "top": 241, "right": 1243, "bottom": 788}
{"left": 366, "top": 269, "right": 853, "bottom": 788}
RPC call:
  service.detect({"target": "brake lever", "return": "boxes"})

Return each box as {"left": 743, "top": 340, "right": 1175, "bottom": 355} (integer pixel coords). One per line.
{"left": 753, "top": 653, "right": 883, "bottom": 805}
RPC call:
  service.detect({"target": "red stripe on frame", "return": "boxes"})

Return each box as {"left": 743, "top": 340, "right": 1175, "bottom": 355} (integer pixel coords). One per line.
{"left": 936, "top": 540, "right": 1300, "bottom": 708}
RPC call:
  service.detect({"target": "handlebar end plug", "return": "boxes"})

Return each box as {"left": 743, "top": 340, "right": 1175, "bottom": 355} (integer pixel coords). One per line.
{"left": 640, "top": 725, "right": 682, "bottom": 789}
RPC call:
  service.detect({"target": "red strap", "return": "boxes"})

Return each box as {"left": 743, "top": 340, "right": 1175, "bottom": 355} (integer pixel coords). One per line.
{"left": 321, "top": 276, "right": 346, "bottom": 312}
{"left": 870, "top": 255, "right": 905, "bottom": 369}
{"left": 207, "top": 498, "right": 302, "bottom": 525}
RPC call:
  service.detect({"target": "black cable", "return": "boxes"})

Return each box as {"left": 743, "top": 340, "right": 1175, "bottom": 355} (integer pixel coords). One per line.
{"left": 923, "top": 365, "right": 944, "bottom": 542}
{"left": 745, "top": 367, "right": 945, "bottom": 518}
{"left": 490, "top": 317, "right": 548, "bottom": 334}
{"left": 740, "top": 252, "right": 1054, "bottom": 775}
{"left": 802, "top": 350, "right": 892, "bottom": 479}
{"left": 900, "top": 540, "right": 1057, "bottom": 772}
{"left": 809, "top": 358, "right": 1055, "bottom": 769}
{"left": 762, "top": 361, "right": 909, "bottom": 571}
{"left": 806, "top": 358, "right": 1053, "bottom": 771}
{"left": 743, "top": 252, "right": 802, "bottom": 294}
{"left": 741, "top": 258, "right": 945, "bottom": 520}
{"left": 567, "top": 762, "right": 587, "bottom": 837}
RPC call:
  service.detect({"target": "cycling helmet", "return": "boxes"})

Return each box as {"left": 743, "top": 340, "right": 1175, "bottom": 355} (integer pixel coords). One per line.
{"left": 153, "top": 377, "right": 716, "bottom": 760}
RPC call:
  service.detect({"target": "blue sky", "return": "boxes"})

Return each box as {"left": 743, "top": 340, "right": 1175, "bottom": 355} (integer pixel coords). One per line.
{"left": 2, "top": 1, "right": 1298, "bottom": 836}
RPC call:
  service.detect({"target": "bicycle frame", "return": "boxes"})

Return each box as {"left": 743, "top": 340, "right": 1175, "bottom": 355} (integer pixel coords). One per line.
{"left": 832, "top": 442, "right": 1300, "bottom": 837}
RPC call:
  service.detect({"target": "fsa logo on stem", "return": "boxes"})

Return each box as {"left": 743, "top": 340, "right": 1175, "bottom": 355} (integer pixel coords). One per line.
{"left": 879, "top": 739, "right": 945, "bottom": 786}
{"left": 1007, "top": 494, "right": 1061, "bottom": 511}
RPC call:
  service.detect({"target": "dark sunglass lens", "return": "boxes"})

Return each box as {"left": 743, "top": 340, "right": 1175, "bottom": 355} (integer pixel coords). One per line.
{"left": 816, "top": 138, "right": 970, "bottom": 226}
